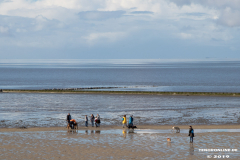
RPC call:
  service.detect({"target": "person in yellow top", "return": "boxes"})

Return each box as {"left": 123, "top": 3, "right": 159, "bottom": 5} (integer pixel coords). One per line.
{"left": 122, "top": 115, "right": 127, "bottom": 128}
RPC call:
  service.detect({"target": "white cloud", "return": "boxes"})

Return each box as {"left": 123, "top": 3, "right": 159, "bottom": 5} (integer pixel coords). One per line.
{"left": 179, "top": 33, "right": 192, "bottom": 39}
{"left": 217, "top": 7, "right": 240, "bottom": 27}
{"left": 0, "top": 0, "right": 239, "bottom": 58}
{"left": 84, "top": 32, "right": 126, "bottom": 44}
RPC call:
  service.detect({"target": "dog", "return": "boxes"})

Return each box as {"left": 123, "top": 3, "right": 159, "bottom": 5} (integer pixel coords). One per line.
{"left": 67, "top": 122, "right": 78, "bottom": 130}
{"left": 127, "top": 125, "right": 137, "bottom": 129}
{"left": 172, "top": 126, "right": 180, "bottom": 133}
{"left": 167, "top": 138, "right": 171, "bottom": 142}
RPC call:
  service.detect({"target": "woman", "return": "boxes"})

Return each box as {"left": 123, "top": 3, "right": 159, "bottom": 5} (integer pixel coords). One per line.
{"left": 122, "top": 115, "right": 127, "bottom": 128}
{"left": 90, "top": 114, "right": 95, "bottom": 127}
{"left": 188, "top": 126, "right": 194, "bottom": 143}
{"left": 95, "top": 114, "right": 100, "bottom": 127}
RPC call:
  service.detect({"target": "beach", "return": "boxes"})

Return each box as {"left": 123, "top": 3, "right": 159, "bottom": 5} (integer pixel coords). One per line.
{"left": 1, "top": 60, "right": 240, "bottom": 159}
{"left": 1, "top": 125, "right": 240, "bottom": 160}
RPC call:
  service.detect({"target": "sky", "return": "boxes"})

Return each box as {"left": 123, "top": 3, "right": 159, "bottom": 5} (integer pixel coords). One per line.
{"left": 0, "top": 0, "right": 240, "bottom": 59}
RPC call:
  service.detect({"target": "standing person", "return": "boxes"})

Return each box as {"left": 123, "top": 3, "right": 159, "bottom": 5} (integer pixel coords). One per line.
{"left": 188, "top": 126, "right": 194, "bottom": 143}
{"left": 129, "top": 115, "right": 133, "bottom": 127}
{"left": 95, "top": 116, "right": 98, "bottom": 127}
{"left": 122, "top": 115, "right": 127, "bottom": 128}
{"left": 90, "top": 114, "right": 95, "bottom": 127}
{"left": 96, "top": 114, "right": 100, "bottom": 127}
{"left": 66, "top": 113, "right": 71, "bottom": 127}
{"left": 85, "top": 115, "right": 88, "bottom": 127}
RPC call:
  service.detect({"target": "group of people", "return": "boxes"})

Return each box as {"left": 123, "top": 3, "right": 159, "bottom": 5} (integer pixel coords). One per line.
{"left": 66, "top": 113, "right": 101, "bottom": 129}
{"left": 122, "top": 115, "right": 134, "bottom": 128}
{"left": 67, "top": 113, "right": 194, "bottom": 143}
{"left": 86, "top": 114, "right": 101, "bottom": 127}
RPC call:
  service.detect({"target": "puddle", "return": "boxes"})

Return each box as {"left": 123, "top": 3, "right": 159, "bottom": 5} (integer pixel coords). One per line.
{"left": 134, "top": 129, "right": 240, "bottom": 134}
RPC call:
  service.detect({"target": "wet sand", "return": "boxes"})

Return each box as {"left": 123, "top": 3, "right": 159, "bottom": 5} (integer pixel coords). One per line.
{"left": 1, "top": 125, "right": 240, "bottom": 160}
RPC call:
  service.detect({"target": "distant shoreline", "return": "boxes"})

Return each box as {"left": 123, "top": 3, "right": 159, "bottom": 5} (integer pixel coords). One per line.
{"left": 1, "top": 89, "right": 240, "bottom": 96}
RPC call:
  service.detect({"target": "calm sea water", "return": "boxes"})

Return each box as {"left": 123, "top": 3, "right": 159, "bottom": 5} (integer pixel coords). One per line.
{"left": 0, "top": 59, "right": 240, "bottom": 92}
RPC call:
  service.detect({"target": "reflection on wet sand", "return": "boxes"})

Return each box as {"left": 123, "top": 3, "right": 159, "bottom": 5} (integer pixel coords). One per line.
{"left": 122, "top": 129, "right": 135, "bottom": 139}
{"left": 167, "top": 142, "right": 171, "bottom": 148}
{"left": 189, "top": 143, "right": 194, "bottom": 155}
{"left": 122, "top": 129, "right": 126, "bottom": 138}
{"left": 67, "top": 129, "right": 78, "bottom": 135}
{"left": 1, "top": 129, "right": 240, "bottom": 159}
{"left": 83, "top": 130, "right": 101, "bottom": 135}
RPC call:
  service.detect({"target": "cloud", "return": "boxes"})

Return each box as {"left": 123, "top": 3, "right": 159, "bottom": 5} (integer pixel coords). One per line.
{"left": 0, "top": 26, "right": 8, "bottom": 33}
{"left": 179, "top": 32, "right": 192, "bottom": 39}
{"left": 0, "top": 0, "right": 239, "bottom": 59}
{"left": 130, "top": 11, "right": 154, "bottom": 14}
{"left": 170, "top": 0, "right": 240, "bottom": 27}
{"left": 78, "top": 11, "right": 126, "bottom": 20}
{"left": 84, "top": 32, "right": 126, "bottom": 44}
{"left": 217, "top": 7, "right": 240, "bottom": 27}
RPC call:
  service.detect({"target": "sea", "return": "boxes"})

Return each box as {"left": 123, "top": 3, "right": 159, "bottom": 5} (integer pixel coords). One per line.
{"left": 0, "top": 59, "right": 240, "bottom": 128}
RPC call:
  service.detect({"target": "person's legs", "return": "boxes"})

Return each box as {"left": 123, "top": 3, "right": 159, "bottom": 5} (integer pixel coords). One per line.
{"left": 190, "top": 137, "right": 193, "bottom": 143}
{"left": 67, "top": 121, "right": 70, "bottom": 128}
{"left": 91, "top": 120, "right": 94, "bottom": 127}
{"left": 70, "top": 121, "right": 74, "bottom": 129}
{"left": 129, "top": 123, "right": 133, "bottom": 128}
{"left": 86, "top": 121, "right": 88, "bottom": 127}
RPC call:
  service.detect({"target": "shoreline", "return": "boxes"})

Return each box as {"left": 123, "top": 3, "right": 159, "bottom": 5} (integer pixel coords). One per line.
{"left": 1, "top": 124, "right": 240, "bottom": 132}
{"left": 2, "top": 89, "right": 240, "bottom": 96}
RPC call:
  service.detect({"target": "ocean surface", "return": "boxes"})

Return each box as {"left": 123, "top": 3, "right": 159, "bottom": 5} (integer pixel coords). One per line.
{"left": 0, "top": 59, "right": 240, "bottom": 128}
{"left": 0, "top": 59, "right": 240, "bottom": 92}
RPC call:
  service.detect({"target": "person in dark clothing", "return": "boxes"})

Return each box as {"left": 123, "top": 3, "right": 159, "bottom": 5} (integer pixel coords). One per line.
{"left": 90, "top": 114, "right": 94, "bottom": 127}
{"left": 66, "top": 113, "right": 72, "bottom": 128}
{"left": 188, "top": 126, "right": 194, "bottom": 143}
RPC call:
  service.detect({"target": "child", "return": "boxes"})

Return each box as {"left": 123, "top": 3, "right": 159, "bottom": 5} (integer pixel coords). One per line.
{"left": 122, "top": 115, "right": 127, "bottom": 128}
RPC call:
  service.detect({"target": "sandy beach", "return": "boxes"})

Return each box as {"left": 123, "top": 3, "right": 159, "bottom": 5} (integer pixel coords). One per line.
{"left": 1, "top": 125, "right": 240, "bottom": 160}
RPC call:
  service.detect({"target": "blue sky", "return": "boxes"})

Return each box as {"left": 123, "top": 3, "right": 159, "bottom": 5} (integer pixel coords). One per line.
{"left": 0, "top": 0, "right": 240, "bottom": 59}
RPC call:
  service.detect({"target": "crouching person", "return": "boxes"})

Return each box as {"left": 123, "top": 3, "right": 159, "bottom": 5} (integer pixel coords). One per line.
{"left": 70, "top": 119, "right": 77, "bottom": 129}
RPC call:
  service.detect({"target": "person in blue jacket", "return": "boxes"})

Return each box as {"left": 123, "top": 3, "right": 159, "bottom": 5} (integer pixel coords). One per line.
{"left": 129, "top": 115, "right": 133, "bottom": 127}
{"left": 188, "top": 126, "right": 194, "bottom": 143}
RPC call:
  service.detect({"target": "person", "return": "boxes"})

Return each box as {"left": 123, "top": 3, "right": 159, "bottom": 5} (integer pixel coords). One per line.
{"left": 128, "top": 115, "right": 133, "bottom": 127}
{"left": 122, "top": 115, "right": 127, "bottom": 128}
{"left": 95, "top": 114, "right": 101, "bottom": 127}
{"left": 90, "top": 114, "right": 95, "bottom": 127}
{"left": 70, "top": 119, "right": 76, "bottom": 129}
{"left": 188, "top": 126, "right": 194, "bottom": 143}
{"left": 66, "top": 113, "right": 71, "bottom": 127}
{"left": 85, "top": 115, "right": 88, "bottom": 127}
{"left": 95, "top": 116, "right": 98, "bottom": 127}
